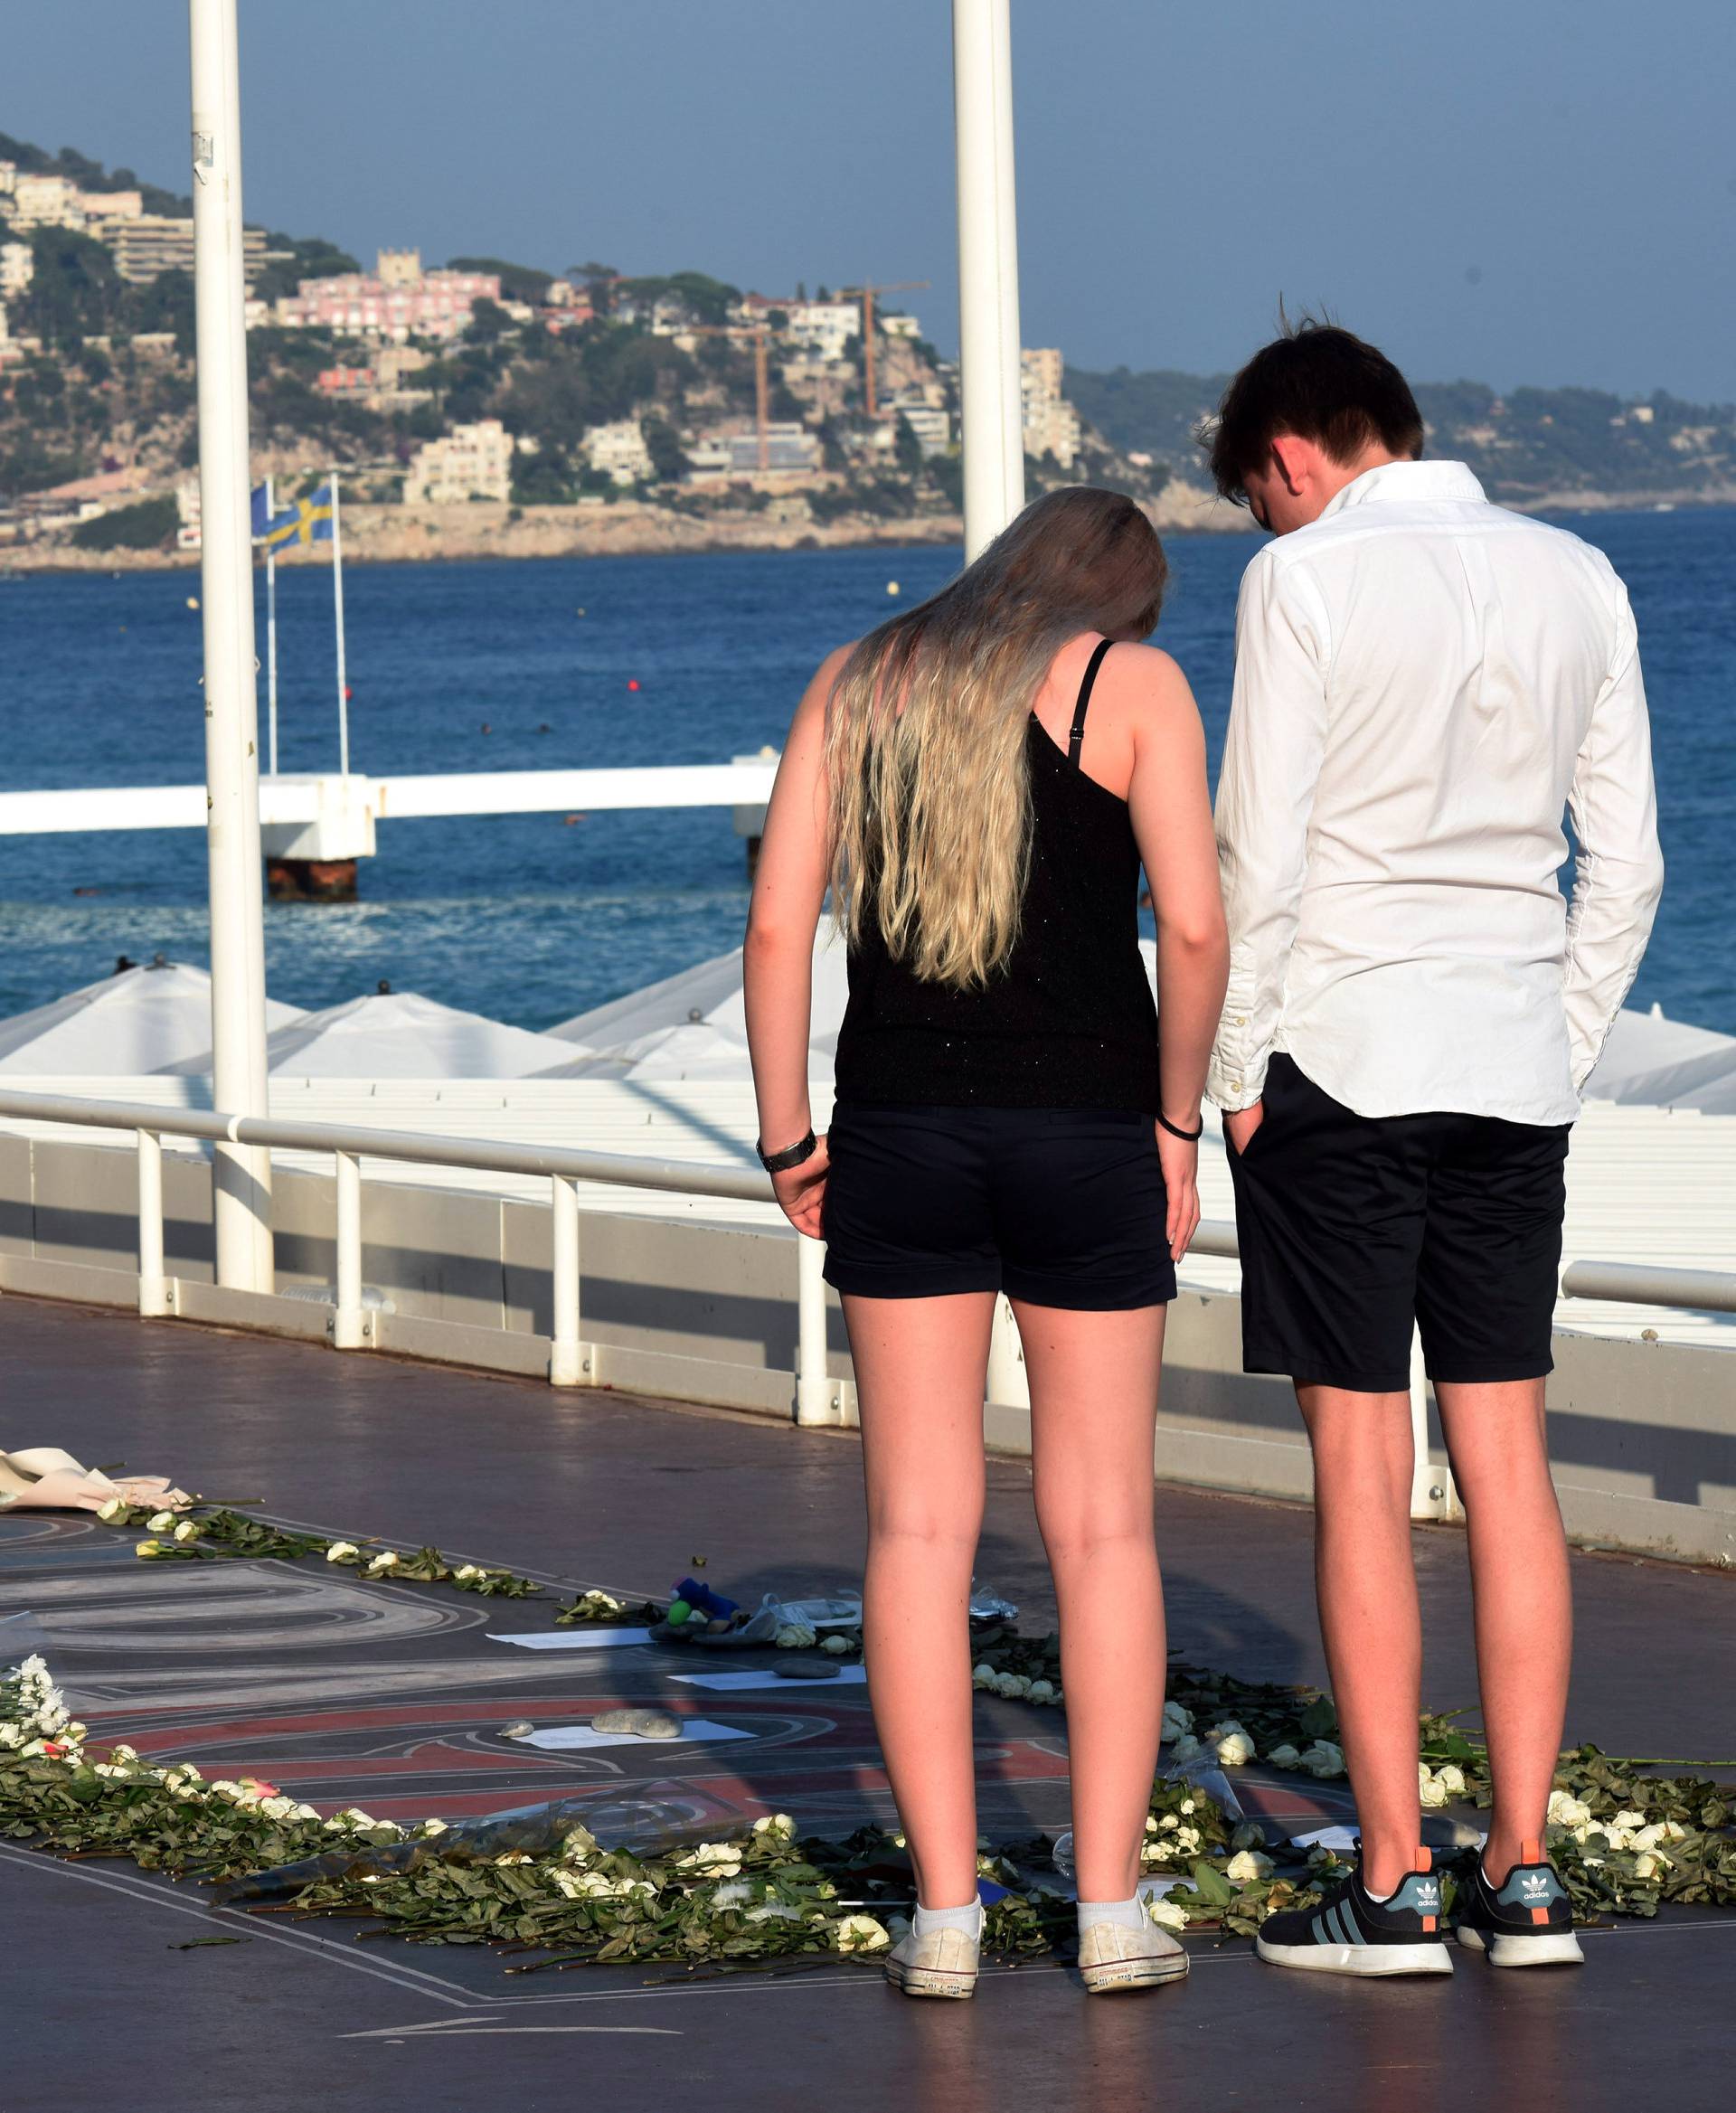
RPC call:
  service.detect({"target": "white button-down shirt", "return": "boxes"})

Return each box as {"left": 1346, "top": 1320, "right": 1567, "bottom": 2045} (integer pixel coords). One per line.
{"left": 1208, "top": 460, "right": 1664, "bottom": 1125}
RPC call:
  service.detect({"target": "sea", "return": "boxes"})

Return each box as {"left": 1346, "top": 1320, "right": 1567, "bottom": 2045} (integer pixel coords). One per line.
{"left": 0, "top": 505, "right": 1731, "bottom": 1037}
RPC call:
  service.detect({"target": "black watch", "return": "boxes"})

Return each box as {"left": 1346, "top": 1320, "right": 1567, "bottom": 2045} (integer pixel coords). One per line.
{"left": 758, "top": 1127, "right": 817, "bottom": 1174}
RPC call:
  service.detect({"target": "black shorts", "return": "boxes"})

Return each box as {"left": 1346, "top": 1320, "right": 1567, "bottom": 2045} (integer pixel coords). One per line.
{"left": 822, "top": 1102, "right": 1176, "bottom": 1309}
{"left": 1229, "top": 1055, "right": 1571, "bottom": 1392}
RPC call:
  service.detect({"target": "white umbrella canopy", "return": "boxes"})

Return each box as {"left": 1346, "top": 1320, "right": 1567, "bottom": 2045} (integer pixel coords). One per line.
{"left": 1583, "top": 1004, "right": 1736, "bottom": 1109}
{"left": 163, "top": 988, "right": 575, "bottom": 1080}
{"left": 543, "top": 929, "right": 852, "bottom": 1081}
{"left": 0, "top": 958, "right": 304, "bottom": 1076}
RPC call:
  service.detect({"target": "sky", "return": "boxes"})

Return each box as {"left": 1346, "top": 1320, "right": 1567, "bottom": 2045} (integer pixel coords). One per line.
{"left": 10, "top": 1, "right": 1736, "bottom": 401}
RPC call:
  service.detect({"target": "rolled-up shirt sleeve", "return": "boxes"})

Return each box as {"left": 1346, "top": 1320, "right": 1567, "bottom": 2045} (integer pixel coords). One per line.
{"left": 1564, "top": 577, "right": 1665, "bottom": 1088}
{"left": 1207, "top": 552, "right": 1331, "bottom": 1111}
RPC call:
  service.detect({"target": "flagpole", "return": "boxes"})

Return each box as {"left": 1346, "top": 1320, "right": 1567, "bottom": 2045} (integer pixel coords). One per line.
{"left": 264, "top": 470, "right": 278, "bottom": 777}
{"left": 331, "top": 467, "right": 349, "bottom": 777}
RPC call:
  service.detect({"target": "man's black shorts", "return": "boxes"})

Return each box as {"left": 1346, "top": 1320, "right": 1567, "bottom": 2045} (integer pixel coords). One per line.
{"left": 823, "top": 1102, "right": 1177, "bottom": 1309}
{"left": 1228, "top": 1055, "right": 1571, "bottom": 1392}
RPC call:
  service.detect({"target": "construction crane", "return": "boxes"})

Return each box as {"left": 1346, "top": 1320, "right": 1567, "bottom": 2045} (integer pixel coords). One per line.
{"left": 680, "top": 323, "right": 771, "bottom": 472}
{"left": 836, "top": 279, "right": 930, "bottom": 419}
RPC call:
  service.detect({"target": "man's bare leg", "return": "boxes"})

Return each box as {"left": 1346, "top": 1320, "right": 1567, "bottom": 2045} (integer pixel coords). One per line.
{"left": 1435, "top": 1377, "right": 1571, "bottom": 1882}
{"left": 1297, "top": 1383, "right": 1421, "bottom": 1898}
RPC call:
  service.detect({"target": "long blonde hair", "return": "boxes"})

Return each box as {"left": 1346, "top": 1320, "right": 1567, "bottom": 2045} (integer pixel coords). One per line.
{"left": 825, "top": 486, "right": 1167, "bottom": 988}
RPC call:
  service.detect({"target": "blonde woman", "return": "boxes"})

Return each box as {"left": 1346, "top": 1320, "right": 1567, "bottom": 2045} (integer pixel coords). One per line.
{"left": 744, "top": 487, "right": 1228, "bottom": 1998}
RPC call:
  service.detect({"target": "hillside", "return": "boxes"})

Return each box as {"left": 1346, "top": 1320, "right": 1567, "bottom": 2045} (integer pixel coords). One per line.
{"left": 1067, "top": 363, "right": 1736, "bottom": 505}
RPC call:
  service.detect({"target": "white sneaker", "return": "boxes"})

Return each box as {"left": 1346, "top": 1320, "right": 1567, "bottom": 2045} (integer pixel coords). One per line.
{"left": 1078, "top": 1917, "right": 1190, "bottom": 1994}
{"left": 884, "top": 1921, "right": 980, "bottom": 1998}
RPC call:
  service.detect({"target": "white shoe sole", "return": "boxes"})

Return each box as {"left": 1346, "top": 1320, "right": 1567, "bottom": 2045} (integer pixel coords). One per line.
{"left": 1256, "top": 1935, "right": 1454, "bottom": 1977}
{"left": 1080, "top": 1952, "right": 1191, "bottom": 1994}
{"left": 884, "top": 1958, "right": 977, "bottom": 1999}
{"left": 1458, "top": 1925, "right": 1585, "bottom": 1967}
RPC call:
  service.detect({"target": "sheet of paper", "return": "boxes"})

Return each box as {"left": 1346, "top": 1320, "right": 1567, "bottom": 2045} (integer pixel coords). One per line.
{"left": 671, "top": 1665, "right": 868, "bottom": 1690}
{"left": 522, "top": 1718, "right": 750, "bottom": 1750}
{"left": 486, "top": 1627, "right": 656, "bottom": 1650}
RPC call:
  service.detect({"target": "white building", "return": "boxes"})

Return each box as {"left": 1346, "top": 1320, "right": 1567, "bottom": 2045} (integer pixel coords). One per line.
{"left": 1021, "top": 347, "right": 1081, "bottom": 468}
{"left": 786, "top": 300, "right": 861, "bottom": 363}
{"left": 0, "top": 241, "right": 32, "bottom": 298}
{"left": 404, "top": 418, "right": 514, "bottom": 505}
{"left": 585, "top": 420, "right": 654, "bottom": 486}
{"left": 890, "top": 402, "right": 951, "bottom": 458}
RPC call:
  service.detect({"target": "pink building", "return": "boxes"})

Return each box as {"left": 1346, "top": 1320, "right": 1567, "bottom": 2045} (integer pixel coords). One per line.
{"left": 276, "top": 268, "right": 501, "bottom": 343}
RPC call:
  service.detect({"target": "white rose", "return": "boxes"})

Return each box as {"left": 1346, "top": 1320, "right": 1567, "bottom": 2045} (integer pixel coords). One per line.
{"left": 751, "top": 1813, "right": 796, "bottom": 1840}
{"left": 1300, "top": 1740, "right": 1346, "bottom": 1779}
{"left": 1167, "top": 1734, "right": 1203, "bottom": 1766}
{"left": 1159, "top": 1814, "right": 1179, "bottom": 1831}
{"left": 1419, "top": 1768, "right": 1448, "bottom": 1808}
{"left": 172, "top": 1521, "right": 199, "bottom": 1543}
{"left": 1434, "top": 1763, "right": 1467, "bottom": 1797}
{"left": 971, "top": 1663, "right": 996, "bottom": 1684}
{"left": 1633, "top": 1850, "right": 1669, "bottom": 1880}
{"left": 366, "top": 1552, "right": 401, "bottom": 1573}
{"left": 1613, "top": 1809, "right": 1647, "bottom": 1833}
{"left": 1148, "top": 1898, "right": 1189, "bottom": 1931}
{"left": 1546, "top": 1791, "right": 1591, "bottom": 1829}
{"left": 146, "top": 1511, "right": 175, "bottom": 1533}
{"left": 774, "top": 1622, "right": 817, "bottom": 1649}
{"left": 454, "top": 1565, "right": 483, "bottom": 1582}
{"left": 134, "top": 1540, "right": 165, "bottom": 1559}
{"left": 97, "top": 1497, "right": 129, "bottom": 1523}
{"left": 1160, "top": 1700, "right": 1194, "bottom": 1740}
{"left": 326, "top": 1542, "right": 359, "bottom": 1563}
{"left": 1174, "top": 1827, "right": 1202, "bottom": 1854}
{"left": 1225, "top": 1849, "right": 1274, "bottom": 1884}
{"left": 0, "top": 1726, "right": 26, "bottom": 1750}
{"left": 820, "top": 1635, "right": 852, "bottom": 1655}
{"left": 1629, "top": 1823, "right": 1665, "bottom": 1852}
{"left": 1266, "top": 1743, "right": 1302, "bottom": 1769}
{"left": 835, "top": 1913, "right": 891, "bottom": 1954}
{"left": 421, "top": 1817, "right": 449, "bottom": 1835}
{"left": 993, "top": 1672, "right": 1027, "bottom": 1698}
{"left": 1216, "top": 1731, "right": 1255, "bottom": 1768}
{"left": 1027, "top": 1679, "right": 1057, "bottom": 1703}
{"left": 261, "top": 1797, "right": 298, "bottom": 1821}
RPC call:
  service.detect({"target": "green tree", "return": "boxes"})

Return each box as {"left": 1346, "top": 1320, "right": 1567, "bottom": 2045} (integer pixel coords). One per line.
{"left": 639, "top": 415, "right": 688, "bottom": 483}
{"left": 70, "top": 495, "right": 179, "bottom": 550}
{"left": 465, "top": 297, "right": 514, "bottom": 344}
{"left": 893, "top": 411, "right": 924, "bottom": 476}
{"left": 448, "top": 256, "right": 553, "bottom": 305}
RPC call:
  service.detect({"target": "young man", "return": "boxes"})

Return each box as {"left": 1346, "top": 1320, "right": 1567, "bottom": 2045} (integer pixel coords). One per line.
{"left": 1206, "top": 322, "right": 1663, "bottom": 1977}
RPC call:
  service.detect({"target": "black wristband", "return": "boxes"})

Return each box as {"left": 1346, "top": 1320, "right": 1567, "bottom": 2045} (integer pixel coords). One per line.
{"left": 1156, "top": 1110, "right": 1204, "bottom": 1142}
{"left": 758, "top": 1127, "right": 817, "bottom": 1174}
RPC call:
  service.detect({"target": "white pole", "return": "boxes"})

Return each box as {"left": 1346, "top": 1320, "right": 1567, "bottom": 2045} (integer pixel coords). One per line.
{"left": 549, "top": 1174, "right": 582, "bottom": 1386}
{"left": 190, "top": 0, "right": 273, "bottom": 1292}
{"left": 795, "top": 1234, "right": 834, "bottom": 1426}
{"left": 331, "top": 468, "right": 349, "bottom": 778}
{"left": 136, "top": 1127, "right": 167, "bottom": 1317}
{"left": 264, "top": 469, "right": 278, "bottom": 777}
{"left": 333, "top": 1149, "right": 363, "bottom": 1349}
{"left": 952, "top": 0, "right": 1025, "bottom": 560}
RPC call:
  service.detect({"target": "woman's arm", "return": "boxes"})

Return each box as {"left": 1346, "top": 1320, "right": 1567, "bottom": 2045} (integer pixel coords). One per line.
{"left": 742, "top": 646, "right": 848, "bottom": 1235}
{"left": 1125, "top": 649, "right": 1231, "bottom": 1259}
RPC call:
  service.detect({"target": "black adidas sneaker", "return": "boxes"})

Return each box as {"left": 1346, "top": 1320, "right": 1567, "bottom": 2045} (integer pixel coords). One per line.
{"left": 1455, "top": 1839, "right": 1584, "bottom": 1967}
{"left": 1256, "top": 1853, "right": 1452, "bottom": 1977}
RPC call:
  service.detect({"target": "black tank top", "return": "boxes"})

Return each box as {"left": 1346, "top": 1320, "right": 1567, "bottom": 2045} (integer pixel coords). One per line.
{"left": 833, "top": 639, "right": 1160, "bottom": 1111}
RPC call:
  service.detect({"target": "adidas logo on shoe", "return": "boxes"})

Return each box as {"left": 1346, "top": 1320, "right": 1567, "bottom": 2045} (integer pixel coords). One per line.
{"left": 1413, "top": 1880, "right": 1440, "bottom": 1910}
{"left": 1521, "top": 1874, "right": 1550, "bottom": 1898}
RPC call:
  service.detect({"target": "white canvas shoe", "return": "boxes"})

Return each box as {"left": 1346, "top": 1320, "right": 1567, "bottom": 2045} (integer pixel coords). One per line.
{"left": 1077, "top": 1917, "right": 1190, "bottom": 1993}
{"left": 883, "top": 1921, "right": 980, "bottom": 1998}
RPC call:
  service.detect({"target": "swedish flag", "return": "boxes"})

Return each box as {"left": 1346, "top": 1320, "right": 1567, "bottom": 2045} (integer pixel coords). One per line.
{"left": 253, "top": 482, "right": 334, "bottom": 552}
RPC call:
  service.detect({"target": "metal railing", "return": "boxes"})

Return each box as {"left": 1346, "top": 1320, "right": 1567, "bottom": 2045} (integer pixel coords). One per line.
{"left": 0, "top": 1090, "right": 1731, "bottom": 1457}
{"left": 0, "top": 1087, "right": 828, "bottom": 1429}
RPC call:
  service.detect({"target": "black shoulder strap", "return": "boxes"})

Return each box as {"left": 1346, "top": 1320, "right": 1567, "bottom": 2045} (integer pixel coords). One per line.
{"left": 1069, "top": 637, "right": 1114, "bottom": 767}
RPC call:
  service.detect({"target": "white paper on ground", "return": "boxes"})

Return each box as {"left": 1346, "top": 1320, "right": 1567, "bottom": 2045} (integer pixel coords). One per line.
{"left": 486, "top": 1627, "right": 656, "bottom": 1650}
{"left": 1287, "top": 1822, "right": 1489, "bottom": 1853}
{"left": 522, "top": 1718, "right": 750, "bottom": 1750}
{"left": 672, "top": 1665, "right": 869, "bottom": 1690}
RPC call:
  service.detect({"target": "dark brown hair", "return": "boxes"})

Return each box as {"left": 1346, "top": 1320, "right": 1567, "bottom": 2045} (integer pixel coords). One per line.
{"left": 1204, "top": 317, "right": 1423, "bottom": 505}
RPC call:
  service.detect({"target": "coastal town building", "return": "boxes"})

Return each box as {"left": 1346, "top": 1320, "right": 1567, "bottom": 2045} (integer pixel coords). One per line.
{"left": 888, "top": 401, "right": 952, "bottom": 458}
{"left": 103, "top": 212, "right": 269, "bottom": 287}
{"left": 585, "top": 420, "right": 655, "bottom": 486}
{"left": 0, "top": 168, "right": 143, "bottom": 231}
{"left": 0, "top": 241, "right": 33, "bottom": 298}
{"left": 1021, "top": 346, "right": 1081, "bottom": 468}
{"left": 275, "top": 252, "right": 500, "bottom": 342}
{"left": 786, "top": 300, "right": 861, "bottom": 363}
{"left": 404, "top": 419, "right": 513, "bottom": 505}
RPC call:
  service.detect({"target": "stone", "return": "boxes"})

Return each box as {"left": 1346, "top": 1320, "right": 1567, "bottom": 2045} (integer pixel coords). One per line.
{"left": 592, "top": 1707, "right": 682, "bottom": 1740}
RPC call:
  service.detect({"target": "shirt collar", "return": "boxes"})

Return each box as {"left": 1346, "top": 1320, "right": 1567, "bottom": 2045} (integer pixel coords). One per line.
{"left": 1318, "top": 458, "right": 1486, "bottom": 521}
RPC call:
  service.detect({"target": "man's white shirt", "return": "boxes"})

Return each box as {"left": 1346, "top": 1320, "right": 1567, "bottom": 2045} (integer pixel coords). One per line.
{"left": 1208, "top": 459, "right": 1664, "bottom": 1124}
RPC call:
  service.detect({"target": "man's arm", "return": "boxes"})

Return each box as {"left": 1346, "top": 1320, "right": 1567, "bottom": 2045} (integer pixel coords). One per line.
{"left": 1564, "top": 577, "right": 1665, "bottom": 1089}
{"left": 1207, "top": 552, "right": 1332, "bottom": 1115}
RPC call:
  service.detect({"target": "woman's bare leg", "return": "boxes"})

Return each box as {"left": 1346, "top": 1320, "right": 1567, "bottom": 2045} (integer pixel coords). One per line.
{"left": 1013, "top": 1299, "right": 1167, "bottom": 1904}
{"left": 844, "top": 1289, "right": 997, "bottom": 1910}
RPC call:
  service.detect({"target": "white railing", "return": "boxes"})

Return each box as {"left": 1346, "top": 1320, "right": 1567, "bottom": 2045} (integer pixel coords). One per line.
{"left": 0, "top": 1090, "right": 1731, "bottom": 1467}
{"left": 0, "top": 1087, "right": 830, "bottom": 1431}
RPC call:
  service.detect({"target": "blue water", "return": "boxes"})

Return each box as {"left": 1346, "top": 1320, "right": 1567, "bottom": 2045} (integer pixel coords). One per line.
{"left": 0, "top": 509, "right": 1729, "bottom": 1034}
